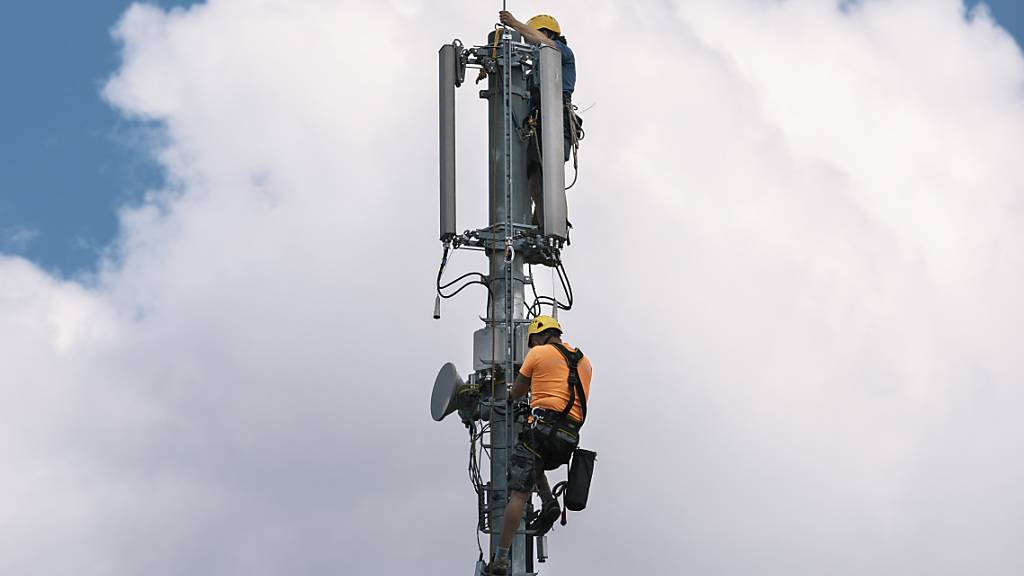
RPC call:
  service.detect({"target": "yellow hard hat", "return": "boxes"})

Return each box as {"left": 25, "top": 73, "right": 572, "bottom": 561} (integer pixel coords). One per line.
{"left": 528, "top": 315, "right": 562, "bottom": 336}
{"left": 526, "top": 14, "right": 561, "bottom": 35}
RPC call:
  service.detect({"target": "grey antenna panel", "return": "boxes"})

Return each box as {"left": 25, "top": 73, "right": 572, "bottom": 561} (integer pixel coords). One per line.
{"left": 439, "top": 43, "right": 458, "bottom": 241}
{"left": 539, "top": 44, "right": 567, "bottom": 239}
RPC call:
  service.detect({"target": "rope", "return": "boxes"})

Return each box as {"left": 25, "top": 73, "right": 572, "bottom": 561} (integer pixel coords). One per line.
{"left": 565, "top": 100, "right": 582, "bottom": 190}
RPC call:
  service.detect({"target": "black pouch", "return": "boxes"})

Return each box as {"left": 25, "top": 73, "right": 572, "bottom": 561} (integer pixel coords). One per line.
{"left": 563, "top": 448, "right": 596, "bottom": 511}
{"left": 531, "top": 418, "right": 578, "bottom": 470}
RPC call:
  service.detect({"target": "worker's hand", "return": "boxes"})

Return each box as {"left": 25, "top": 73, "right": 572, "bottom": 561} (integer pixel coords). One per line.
{"left": 475, "top": 68, "right": 488, "bottom": 84}
{"left": 499, "top": 11, "right": 520, "bottom": 29}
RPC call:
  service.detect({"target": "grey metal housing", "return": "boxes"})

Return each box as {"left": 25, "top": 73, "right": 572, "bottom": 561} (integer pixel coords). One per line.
{"left": 539, "top": 45, "right": 567, "bottom": 240}
{"left": 439, "top": 43, "right": 457, "bottom": 241}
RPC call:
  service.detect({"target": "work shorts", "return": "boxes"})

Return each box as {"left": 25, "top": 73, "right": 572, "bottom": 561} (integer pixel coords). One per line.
{"left": 508, "top": 413, "right": 581, "bottom": 493}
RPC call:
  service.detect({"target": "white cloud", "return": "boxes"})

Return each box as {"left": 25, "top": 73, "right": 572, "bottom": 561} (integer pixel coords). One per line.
{"left": 2, "top": 0, "right": 1024, "bottom": 574}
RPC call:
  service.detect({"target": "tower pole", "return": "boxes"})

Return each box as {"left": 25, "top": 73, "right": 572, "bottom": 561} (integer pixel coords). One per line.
{"left": 435, "top": 25, "right": 566, "bottom": 574}
{"left": 485, "top": 28, "right": 532, "bottom": 574}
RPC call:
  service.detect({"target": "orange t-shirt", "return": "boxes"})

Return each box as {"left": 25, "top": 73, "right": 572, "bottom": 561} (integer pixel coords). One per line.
{"left": 519, "top": 341, "right": 592, "bottom": 423}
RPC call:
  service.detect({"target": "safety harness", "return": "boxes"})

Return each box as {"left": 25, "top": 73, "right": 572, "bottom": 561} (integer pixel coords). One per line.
{"left": 538, "top": 342, "right": 594, "bottom": 530}
{"left": 549, "top": 342, "right": 586, "bottom": 424}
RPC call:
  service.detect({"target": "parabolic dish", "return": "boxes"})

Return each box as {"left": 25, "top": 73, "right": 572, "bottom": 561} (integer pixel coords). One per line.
{"left": 431, "top": 362, "right": 465, "bottom": 422}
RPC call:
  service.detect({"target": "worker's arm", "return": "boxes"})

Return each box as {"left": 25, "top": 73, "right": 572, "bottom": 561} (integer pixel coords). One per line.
{"left": 499, "top": 11, "right": 557, "bottom": 49}
{"left": 510, "top": 373, "right": 531, "bottom": 399}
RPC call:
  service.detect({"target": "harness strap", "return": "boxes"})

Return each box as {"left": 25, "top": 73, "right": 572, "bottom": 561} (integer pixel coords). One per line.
{"left": 549, "top": 342, "right": 587, "bottom": 424}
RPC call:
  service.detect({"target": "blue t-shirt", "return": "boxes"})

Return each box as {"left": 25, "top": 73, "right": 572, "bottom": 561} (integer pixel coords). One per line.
{"left": 553, "top": 39, "right": 576, "bottom": 97}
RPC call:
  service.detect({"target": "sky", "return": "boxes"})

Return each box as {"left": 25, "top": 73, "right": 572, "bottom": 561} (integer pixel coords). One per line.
{"left": 0, "top": 0, "right": 198, "bottom": 274}
{"left": 1, "top": 0, "right": 1023, "bottom": 276}
{"left": 2, "top": 1, "right": 1024, "bottom": 575}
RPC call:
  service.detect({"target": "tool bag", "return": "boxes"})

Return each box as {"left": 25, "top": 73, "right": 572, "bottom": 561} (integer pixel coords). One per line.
{"left": 563, "top": 448, "right": 596, "bottom": 511}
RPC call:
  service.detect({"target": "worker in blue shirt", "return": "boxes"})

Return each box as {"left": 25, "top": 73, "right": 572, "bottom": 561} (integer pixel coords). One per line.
{"left": 499, "top": 12, "right": 579, "bottom": 233}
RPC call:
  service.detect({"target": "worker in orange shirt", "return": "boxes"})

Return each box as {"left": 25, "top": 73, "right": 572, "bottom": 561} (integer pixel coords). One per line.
{"left": 489, "top": 315, "right": 592, "bottom": 575}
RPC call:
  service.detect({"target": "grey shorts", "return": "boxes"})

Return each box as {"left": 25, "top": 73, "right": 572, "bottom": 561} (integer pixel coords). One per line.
{"left": 508, "top": 416, "right": 580, "bottom": 493}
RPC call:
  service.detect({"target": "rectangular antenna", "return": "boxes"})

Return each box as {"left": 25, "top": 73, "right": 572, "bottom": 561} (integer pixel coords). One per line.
{"left": 439, "top": 43, "right": 457, "bottom": 241}
{"left": 539, "top": 45, "right": 567, "bottom": 239}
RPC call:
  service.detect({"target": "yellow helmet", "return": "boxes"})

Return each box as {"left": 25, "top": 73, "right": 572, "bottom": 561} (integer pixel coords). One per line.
{"left": 526, "top": 14, "right": 561, "bottom": 35}
{"left": 528, "top": 315, "right": 562, "bottom": 336}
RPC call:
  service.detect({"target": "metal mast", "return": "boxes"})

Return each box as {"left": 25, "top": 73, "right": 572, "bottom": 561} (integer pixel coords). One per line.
{"left": 490, "top": 25, "right": 530, "bottom": 575}
{"left": 434, "top": 23, "right": 567, "bottom": 576}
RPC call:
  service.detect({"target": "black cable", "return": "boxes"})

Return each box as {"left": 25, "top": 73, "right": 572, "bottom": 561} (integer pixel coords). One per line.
{"left": 565, "top": 157, "right": 579, "bottom": 190}
{"left": 440, "top": 279, "right": 491, "bottom": 300}
{"left": 565, "top": 123, "right": 580, "bottom": 190}
{"left": 527, "top": 263, "right": 541, "bottom": 313}
{"left": 468, "top": 422, "right": 481, "bottom": 493}
{"left": 436, "top": 244, "right": 485, "bottom": 291}
{"left": 440, "top": 271, "right": 487, "bottom": 291}
{"left": 556, "top": 261, "right": 573, "bottom": 307}
{"left": 467, "top": 421, "right": 486, "bottom": 558}
{"left": 436, "top": 245, "right": 494, "bottom": 310}
{"left": 525, "top": 262, "right": 574, "bottom": 317}
{"left": 435, "top": 244, "right": 452, "bottom": 291}
{"left": 527, "top": 298, "right": 569, "bottom": 318}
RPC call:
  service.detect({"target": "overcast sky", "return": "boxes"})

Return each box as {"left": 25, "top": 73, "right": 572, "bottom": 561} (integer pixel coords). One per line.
{"left": 3, "top": 1, "right": 1024, "bottom": 575}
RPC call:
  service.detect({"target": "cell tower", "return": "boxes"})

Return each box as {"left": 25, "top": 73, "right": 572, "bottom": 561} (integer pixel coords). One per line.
{"left": 431, "top": 23, "right": 572, "bottom": 576}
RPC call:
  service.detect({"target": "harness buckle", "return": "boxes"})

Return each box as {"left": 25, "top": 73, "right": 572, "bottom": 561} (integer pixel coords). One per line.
{"left": 529, "top": 407, "right": 547, "bottom": 428}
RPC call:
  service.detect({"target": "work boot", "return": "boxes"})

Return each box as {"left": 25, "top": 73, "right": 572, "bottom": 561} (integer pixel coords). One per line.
{"left": 489, "top": 553, "right": 509, "bottom": 575}
{"left": 526, "top": 499, "right": 561, "bottom": 535}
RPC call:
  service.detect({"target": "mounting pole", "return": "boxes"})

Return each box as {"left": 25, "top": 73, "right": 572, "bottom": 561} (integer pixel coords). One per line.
{"left": 485, "top": 26, "right": 532, "bottom": 575}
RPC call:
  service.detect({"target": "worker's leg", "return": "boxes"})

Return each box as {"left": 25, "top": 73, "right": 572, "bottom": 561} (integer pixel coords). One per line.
{"left": 493, "top": 439, "right": 540, "bottom": 572}
{"left": 535, "top": 469, "right": 554, "bottom": 504}
{"left": 526, "top": 468, "right": 560, "bottom": 535}
{"left": 498, "top": 490, "right": 530, "bottom": 549}
{"left": 528, "top": 164, "right": 544, "bottom": 230}
{"left": 526, "top": 127, "right": 544, "bottom": 230}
